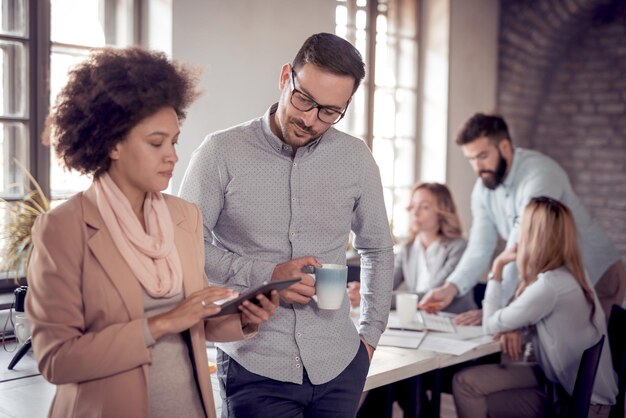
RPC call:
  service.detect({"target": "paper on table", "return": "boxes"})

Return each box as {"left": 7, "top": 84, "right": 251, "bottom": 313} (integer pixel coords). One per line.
{"left": 419, "top": 312, "right": 456, "bottom": 333}
{"left": 440, "top": 325, "right": 484, "bottom": 340}
{"left": 420, "top": 335, "right": 481, "bottom": 355}
{"left": 387, "top": 311, "right": 457, "bottom": 333}
{"left": 386, "top": 315, "right": 423, "bottom": 331}
{"left": 379, "top": 329, "right": 426, "bottom": 349}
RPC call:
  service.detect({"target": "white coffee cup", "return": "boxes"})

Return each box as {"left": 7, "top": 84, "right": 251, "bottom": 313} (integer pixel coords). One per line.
{"left": 313, "top": 264, "right": 348, "bottom": 310}
{"left": 396, "top": 293, "right": 418, "bottom": 324}
{"left": 14, "top": 313, "right": 31, "bottom": 345}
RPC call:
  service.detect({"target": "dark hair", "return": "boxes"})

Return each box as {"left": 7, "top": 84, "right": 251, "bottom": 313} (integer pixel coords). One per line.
{"left": 292, "top": 32, "right": 365, "bottom": 95}
{"left": 47, "top": 46, "right": 200, "bottom": 176}
{"left": 455, "top": 113, "right": 511, "bottom": 146}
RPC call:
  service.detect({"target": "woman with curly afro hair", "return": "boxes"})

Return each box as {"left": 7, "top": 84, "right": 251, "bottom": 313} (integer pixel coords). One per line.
{"left": 26, "top": 47, "right": 279, "bottom": 418}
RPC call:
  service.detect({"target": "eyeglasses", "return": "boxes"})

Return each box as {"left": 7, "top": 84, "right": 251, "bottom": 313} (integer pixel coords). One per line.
{"left": 290, "top": 69, "right": 348, "bottom": 125}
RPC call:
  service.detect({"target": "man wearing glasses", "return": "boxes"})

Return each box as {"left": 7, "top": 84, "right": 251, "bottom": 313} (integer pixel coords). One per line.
{"left": 421, "top": 113, "right": 626, "bottom": 324}
{"left": 179, "top": 33, "right": 394, "bottom": 417}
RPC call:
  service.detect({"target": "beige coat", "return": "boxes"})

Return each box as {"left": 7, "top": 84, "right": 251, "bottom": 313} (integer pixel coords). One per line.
{"left": 26, "top": 185, "right": 253, "bottom": 418}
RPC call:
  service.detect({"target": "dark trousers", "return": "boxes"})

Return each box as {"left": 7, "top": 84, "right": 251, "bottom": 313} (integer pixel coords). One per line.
{"left": 217, "top": 342, "right": 370, "bottom": 418}
{"left": 358, "top": 376, "right": 424, "bottom": 418}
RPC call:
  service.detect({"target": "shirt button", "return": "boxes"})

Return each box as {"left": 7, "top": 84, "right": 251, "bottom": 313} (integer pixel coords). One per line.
{"left": 293, "top": 162, "right": 297, "bottom": 167}
{"left": 290, "top": 232, "right": 295, "bottom": 236}
{"left": 296, "top": 364, "right": 301, "bottom": 368}
{"left": 295, "top": 357, "right": 300, "bottom": 361}
{"left": 297, "top": 332, "right": 302, "bottom": 337}
{"left": 291, "top": 198, "right": 295, "bottom": 201}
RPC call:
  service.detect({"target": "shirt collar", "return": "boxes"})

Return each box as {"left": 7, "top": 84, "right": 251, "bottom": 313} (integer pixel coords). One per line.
{"left": 502, "top": 146, "right": 518, "bottom": 189}
{"left": 260, "top": 103, "right": 324, "bottom": 156}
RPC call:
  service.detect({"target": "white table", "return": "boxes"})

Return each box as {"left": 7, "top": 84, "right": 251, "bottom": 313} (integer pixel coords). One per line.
{"left": 0, "top": 314, "right": 500, "bottom": 418}
{"left": 364, "top": 333, "right": 499, "bottom": 391}
{"left": 358, "top": 310, "right": 500, "bottom": 416}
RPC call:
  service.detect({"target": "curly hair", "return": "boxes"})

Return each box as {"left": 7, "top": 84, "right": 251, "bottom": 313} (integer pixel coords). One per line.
{"left": 406, "top": 182, "right": 463, "bottom": 244}
{"left": 47, "top": 46, "right": 200, "bottom": 176}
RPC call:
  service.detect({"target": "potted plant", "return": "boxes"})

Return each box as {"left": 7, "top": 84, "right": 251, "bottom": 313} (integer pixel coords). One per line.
{"left": 1, "top": 161, "right": 50, "bottom": 284}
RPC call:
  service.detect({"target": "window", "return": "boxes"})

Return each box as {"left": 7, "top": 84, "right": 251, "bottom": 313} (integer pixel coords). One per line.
{"left": 0, "top": 0, "right": 31, "bottom": 199}
{"left": 0, "top": 0, "right": 45, "bottom": 286}
{"left": 49, "top": 0, "right": 137, "bottom": 200}
{"left": 335, "top": 0, "right": 419, "bottom": 240}
{"left": 0, "top": 0, "right": 138, "bottom": 286}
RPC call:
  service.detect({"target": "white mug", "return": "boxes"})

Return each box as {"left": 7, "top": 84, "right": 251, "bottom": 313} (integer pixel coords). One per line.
{"left": 396, "top": 293, "right": 418, "bottom": 324}
{"left": 14, "top": 313, "right": 31, "bottom": 345}
{"left": 313, "top": 264, "right": 348, "bottom": 310}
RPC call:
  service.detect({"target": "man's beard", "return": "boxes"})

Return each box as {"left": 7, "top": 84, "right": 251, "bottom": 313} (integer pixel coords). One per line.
{"left": 290, "top": 117, "right": 318, "bottom": 137}
{"left": 279, "top": 116, "right": 320, "bottom": 145}
{"left": 479, "top": 151, "right": 508, "bottom": 190}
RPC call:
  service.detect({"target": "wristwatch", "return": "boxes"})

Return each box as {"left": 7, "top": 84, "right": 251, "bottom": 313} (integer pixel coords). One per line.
{"left": 487, "top": 271, "right": 495, "bottom": 281}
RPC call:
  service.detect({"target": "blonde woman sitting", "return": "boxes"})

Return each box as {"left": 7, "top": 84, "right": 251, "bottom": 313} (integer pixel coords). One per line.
{"left": 453, "top": 196, "right": 617, "bottom": 418}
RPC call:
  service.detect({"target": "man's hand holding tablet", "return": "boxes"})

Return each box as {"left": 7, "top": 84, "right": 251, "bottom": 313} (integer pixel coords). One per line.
{"left": 207, "top": 278, "right": 301, "bottom": 317}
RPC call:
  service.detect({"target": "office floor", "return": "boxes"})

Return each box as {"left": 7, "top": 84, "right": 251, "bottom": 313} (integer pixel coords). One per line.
{"left": 0, "top": 341, "right": 54, "bottom": 418}
{"left": 389, "top": 395, "right": 458, "bottom": 418}
{"left": 0, "top": 339, "right": 459, "bottom": 418}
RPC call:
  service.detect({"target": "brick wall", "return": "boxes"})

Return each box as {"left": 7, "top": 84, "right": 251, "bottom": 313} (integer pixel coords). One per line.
{"left": 499, "top": 0, "right": 626, "bottom": 262}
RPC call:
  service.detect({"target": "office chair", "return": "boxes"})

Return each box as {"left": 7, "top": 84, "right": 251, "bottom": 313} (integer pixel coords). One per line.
{"left": 7, "top": 336, "right": 32, "bottom": 370}
{"left": 7, "top": 286, "right": 32, "bottom": 370}
{"left": 473, "top": 282, "right": 487, "bottom": 309}
{"left": 570, "top": 335, "right": 605, "bottom": 418}
{"left": 608, "top": 304, "right": 626, "bottom": 418}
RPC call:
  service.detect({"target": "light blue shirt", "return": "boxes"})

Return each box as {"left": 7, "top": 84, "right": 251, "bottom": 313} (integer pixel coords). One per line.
{"left": 179, "top": 104, "right": 394, "bottom": 385}
{"left": 447, "top": 147, "right": 619, "bottom": 298}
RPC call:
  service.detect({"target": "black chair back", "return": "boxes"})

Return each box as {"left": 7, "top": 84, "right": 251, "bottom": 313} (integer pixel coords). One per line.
{"left": 570, "top": 335, "right": 605, "bottom": 418}
{"left": 608, "top": 304, "right": 626, "bottom": 418}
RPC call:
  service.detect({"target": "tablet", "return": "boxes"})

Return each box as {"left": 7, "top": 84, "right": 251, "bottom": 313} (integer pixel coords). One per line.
{"left": 208, "top": 277, "right": 301, "bottom": 317}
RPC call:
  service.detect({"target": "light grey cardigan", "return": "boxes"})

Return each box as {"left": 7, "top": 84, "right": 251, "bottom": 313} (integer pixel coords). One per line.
{"left": 393, "top": 237, "right": 476, "bottom": 313}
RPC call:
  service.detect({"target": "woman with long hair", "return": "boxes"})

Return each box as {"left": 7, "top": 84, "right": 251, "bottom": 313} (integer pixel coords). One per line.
{"left": 396, "top": 182, "right": 475, "bottom": 312}
{"left": 26, "top": 47, "right": 279, "bottom": 418}
{"left": 453, "top": 196, "right": 617, "bottom": 418}
{"left": 349, "top": 182, "right": 473, "bottom": 312}
{"left": 354, "top": 182, "right": 472, "bottom": 418}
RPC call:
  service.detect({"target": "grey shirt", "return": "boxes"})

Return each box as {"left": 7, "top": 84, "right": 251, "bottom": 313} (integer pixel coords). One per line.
{"left": 179, "top": 104, "right": 394, "bottom": 385}
{"left": 393, "top": 237, "right": 475, "bottom": 313}
{"left": 142, "top": 290, "right": 205, "bottom": 418}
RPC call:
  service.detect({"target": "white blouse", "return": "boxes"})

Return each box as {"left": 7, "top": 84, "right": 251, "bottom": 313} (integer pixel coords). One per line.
{"left": 406, "top": 237, "right": 438, "bottom": 293}
{"left": 392, "top": 236, "right": 474, "bottom": 314}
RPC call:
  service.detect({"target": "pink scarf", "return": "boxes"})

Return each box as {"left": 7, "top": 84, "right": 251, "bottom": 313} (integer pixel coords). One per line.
{"left": 94, "top": 173, "right": 183, "bottom": 298}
